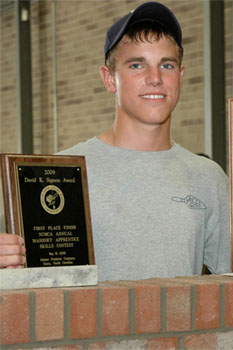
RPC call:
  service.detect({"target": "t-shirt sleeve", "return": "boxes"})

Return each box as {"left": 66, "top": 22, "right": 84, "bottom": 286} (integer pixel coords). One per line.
{"left": 203, "top": 167, "right": 231, "bottom": 274}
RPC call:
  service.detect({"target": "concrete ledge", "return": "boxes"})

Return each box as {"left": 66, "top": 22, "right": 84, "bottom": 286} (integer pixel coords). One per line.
{"left": 0, "top": 265, "right": 98, "bottom": 290}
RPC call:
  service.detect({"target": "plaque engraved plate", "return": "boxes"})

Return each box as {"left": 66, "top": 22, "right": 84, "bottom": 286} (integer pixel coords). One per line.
{"left": 0, "top": 154, "right": 95, "bottom": 267}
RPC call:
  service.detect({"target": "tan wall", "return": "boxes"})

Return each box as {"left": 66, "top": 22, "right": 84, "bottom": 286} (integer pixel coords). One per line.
{"left": 0, "top": 9, "right": 17, "bottom": 153}
{"left": 0, "top": 0, "right": 232, "bottom": 160}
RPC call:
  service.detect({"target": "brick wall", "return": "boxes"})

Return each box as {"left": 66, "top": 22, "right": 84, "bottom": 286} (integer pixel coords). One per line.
{"left": 0, "top": 0, "right": 232, "bottom": 159}
{"left": 0, "top": 275, "right": 233, "bottom": 349}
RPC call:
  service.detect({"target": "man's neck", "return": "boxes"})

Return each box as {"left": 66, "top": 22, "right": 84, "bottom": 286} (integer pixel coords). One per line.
{"left": 99, "top": 119, "right": 172, "bottom": 152}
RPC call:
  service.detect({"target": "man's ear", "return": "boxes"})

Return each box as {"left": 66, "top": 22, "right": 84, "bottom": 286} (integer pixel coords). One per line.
{"left": 100, "top": 65, "right": 116, "bottom": 93}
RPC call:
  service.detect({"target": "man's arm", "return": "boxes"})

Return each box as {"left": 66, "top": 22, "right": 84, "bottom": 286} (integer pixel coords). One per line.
{"left": 204, "top": 167, "right": 231, "bottom": 274}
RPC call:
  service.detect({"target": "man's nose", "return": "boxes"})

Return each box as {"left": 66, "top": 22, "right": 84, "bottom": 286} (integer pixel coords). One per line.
{"left": 145, "top": 66, "right": 162, "bottom": 86}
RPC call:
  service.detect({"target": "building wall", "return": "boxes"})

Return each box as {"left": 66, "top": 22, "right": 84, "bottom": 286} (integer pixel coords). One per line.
{"left": 0, "top": 8, "right": 17, "bottom": 153}
{"left": 0, "top": 0, "right": 232, "bottom": 161}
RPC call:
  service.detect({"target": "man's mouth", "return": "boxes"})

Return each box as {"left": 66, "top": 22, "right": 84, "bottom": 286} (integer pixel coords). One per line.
{"left": 140, "top": 94, "right": 165, "bottom": 99}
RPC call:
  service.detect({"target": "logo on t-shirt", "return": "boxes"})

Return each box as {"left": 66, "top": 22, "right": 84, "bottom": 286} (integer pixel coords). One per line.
{"left": 171, "top": 195, "right": 207, "bottom": 209}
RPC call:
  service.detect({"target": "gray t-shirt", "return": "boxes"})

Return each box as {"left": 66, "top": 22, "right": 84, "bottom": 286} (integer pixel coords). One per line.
{"left": 58, "top": 137, "right": 230, "bottom": 281}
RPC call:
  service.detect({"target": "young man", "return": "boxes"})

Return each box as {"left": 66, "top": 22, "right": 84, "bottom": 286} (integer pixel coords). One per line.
{"left": 0, "top": 2, "right": 230, "bottom": 280}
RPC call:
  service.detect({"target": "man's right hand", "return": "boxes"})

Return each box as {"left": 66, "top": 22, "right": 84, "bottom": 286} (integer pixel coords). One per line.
{"left": 0, "top": 233, "right": 26, "bottom": 268}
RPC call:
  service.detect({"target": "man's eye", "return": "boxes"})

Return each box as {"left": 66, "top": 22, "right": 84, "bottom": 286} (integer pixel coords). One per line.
{"left": 130, "top": 63, "right": 142, "bottom": 69}
{"left": 161, "top": 63, "right": 174, "bottom": 69}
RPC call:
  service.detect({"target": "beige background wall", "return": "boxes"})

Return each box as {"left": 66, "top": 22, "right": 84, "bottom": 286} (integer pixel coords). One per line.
{"left": 0, "top": 0, "right": 232, "bottom": 162}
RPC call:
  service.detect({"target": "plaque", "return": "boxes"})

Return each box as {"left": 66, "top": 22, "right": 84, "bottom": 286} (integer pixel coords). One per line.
{"left": 0, "top": 154, "right": 95, "bottom": 267}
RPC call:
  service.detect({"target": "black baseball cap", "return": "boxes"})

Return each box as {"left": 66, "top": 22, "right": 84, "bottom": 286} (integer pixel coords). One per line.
{"left": 104, "top": 1, "right": 183, "bottom": 62}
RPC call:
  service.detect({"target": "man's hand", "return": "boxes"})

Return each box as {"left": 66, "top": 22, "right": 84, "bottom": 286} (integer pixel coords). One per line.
{"left": 0, "top": 233, "right": 25, "bottom": 268}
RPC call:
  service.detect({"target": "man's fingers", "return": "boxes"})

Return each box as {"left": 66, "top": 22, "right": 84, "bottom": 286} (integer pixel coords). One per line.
{"left": 0, "top": 254, "right": 25, "bottom": 268}
{"left": 5, "top": 264, "right": 24, "bottom": 269}
{"left": 0, "top": 234, "right": 25, "bottom": 268}
{"left": 0, "top": 244, "right": 25, "bottom": 256}
{"left": 0, "top": 233, "right": 24, "bottom": 245}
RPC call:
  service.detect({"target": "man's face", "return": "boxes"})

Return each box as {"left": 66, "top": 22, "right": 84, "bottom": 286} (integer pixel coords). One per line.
{"left": 104, "top": 35, "right": 184, "bottom": 129}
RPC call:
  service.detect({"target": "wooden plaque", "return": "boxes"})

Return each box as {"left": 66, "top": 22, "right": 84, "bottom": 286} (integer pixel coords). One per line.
{"left": 0, "top": 154, "right": 95, "bottom": 267}
{"left": 229, "top": 98, "right": 233, "bottom": 272}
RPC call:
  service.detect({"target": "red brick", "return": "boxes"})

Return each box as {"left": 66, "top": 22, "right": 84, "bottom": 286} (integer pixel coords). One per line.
{"left": 134, "top": 285, "right": 161, "bottom": 334}
{"left": 147, "top": 337, "right": 178, "bottom": 350}
{"left": 183, "top": 333, "right": 217, "bottom": 350}
{"left": 196, "top": 284, "right": 220, "bottom": 329}
{"left": 35, "top": 289, "right": 64, "bottom": 341}
{"left": 166, "top": 285, "right": 191, "bottom": 331}
{"left": 225, "top": 284, "right": 233, "bottom": 327}
{"left": 70, "top": 288, "right": 97, "bottom": 339}
{"left": 0, "top": 292, "right": 30, "bottom": 345}
{"left": 101, "top": 287, "right": 129, "bottom": 336}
